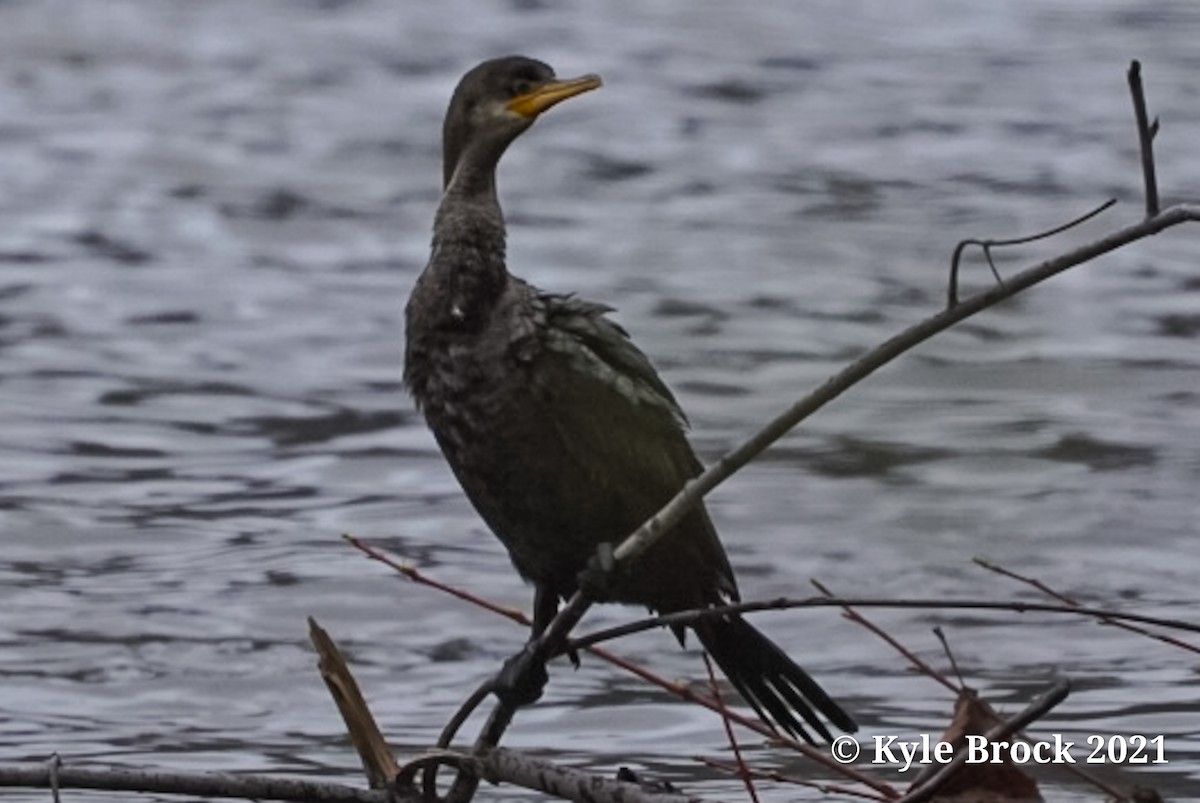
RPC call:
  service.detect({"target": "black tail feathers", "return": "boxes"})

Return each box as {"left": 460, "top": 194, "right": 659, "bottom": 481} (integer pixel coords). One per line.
{"left": 694, "top": 613, "right": 856, "bottom": 744}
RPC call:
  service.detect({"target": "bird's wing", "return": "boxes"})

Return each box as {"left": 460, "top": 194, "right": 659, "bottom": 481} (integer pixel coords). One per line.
{"left": 512, "top": 288, "right": 738, "bottom": 607}
{"left": 533, "top": 292, "right": 689, "bottom": 427}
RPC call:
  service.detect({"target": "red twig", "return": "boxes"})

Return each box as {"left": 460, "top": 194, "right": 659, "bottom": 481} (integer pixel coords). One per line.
{"left": 974, "top": 558, "right": 1200, "bottom": 655}
{"left": 345, "top": 534, "right": 528, "bottom": 625}
{"left": 702, "top": 653, "right": 759, "bottom": 803}
{"left": 811, "top": 580, "right": 960, "bottom": 694}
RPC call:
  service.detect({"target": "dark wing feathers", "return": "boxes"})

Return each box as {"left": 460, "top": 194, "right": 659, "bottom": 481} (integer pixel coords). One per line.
{"left": 520, "top": 288, "right": 738, "bottom": 608}
{"left": 535, "top": 293, "right": 688, "bottom": 426}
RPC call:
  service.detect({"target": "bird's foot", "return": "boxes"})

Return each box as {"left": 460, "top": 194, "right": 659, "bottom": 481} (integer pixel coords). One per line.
{"left": 491, "top": 642, "right": 549, "bottom": 707}
{"left": 576, "top": 542, "right": 618, "bottom": 602}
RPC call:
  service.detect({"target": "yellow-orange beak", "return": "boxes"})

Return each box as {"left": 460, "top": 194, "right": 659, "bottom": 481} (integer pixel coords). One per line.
{"left": 506, "top": 74, "right": 602, "bottom": 119}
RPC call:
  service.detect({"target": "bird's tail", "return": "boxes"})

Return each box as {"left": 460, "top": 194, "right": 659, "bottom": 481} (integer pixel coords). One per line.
{"left": 693, "top": 613, "right": 856, "bottom": 744}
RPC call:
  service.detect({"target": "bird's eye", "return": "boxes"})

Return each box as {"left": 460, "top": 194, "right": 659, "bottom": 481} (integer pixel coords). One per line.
{"left": 511, "top": 80, "right": 533, "bottom": 98}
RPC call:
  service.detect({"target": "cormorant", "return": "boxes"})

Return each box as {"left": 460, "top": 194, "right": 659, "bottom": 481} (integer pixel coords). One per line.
{"left": 403, "top": 55, "right": 856, "bottom": 743}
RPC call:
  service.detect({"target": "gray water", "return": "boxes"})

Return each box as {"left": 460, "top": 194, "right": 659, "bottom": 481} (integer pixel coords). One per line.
{"left": 1, "top": 1, "right": 1198, "bottom": 800}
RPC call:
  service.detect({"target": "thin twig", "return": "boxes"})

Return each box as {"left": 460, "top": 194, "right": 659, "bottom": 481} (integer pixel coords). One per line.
{"left": 442, "top": 703, "right": 516, "bottom": 803}
{"left": 947, "top": 198, "right": 1117, "bottom": 306}
{"left": 570, "top": 594, "right": 1200, "bottom": 652}
{"left": 48, "top": 755, "right": 62, "bottom": 803}
{"left": 894, "top": 680, "right": 1071, "bottom": 803}
{"left": 345, "top": 534, "right": 528, "bottom": 625}
{"left": 930, "top": 627, "right": 966, "bottom": 690}
{"left": 435, "top": 681, "right": 494, "bottom": 750}
{"left": 703, "top": 653, "right": 759, "bottom": 803}
{"left": 1128, "top": 60, "right": 1160, "bottom": 217}
{"left": 974, "top": 558, "right": 1200, "bottom": 654}
{"left": 811, "top": 580, "right": 960, "bottom": 694}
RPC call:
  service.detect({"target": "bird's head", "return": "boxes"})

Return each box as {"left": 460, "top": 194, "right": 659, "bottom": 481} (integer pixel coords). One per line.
{"left": 442, "top": 56, "right": 602, "bottom": 190}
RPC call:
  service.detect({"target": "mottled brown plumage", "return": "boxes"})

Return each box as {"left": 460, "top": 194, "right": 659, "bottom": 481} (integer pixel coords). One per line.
{"left": 403, "top": 56, "right": 855, "bottom": 742}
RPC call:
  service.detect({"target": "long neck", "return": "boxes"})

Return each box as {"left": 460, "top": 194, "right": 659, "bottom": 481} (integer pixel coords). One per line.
{"left": 443, "top": 127, "right": 511, "bottom": 194}
{"left": 423, "top": 165, "right": 509, "bottom": 327}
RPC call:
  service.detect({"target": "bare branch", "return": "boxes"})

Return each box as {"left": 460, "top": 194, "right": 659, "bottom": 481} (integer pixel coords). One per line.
{"left": 601, "top": 205, "right": 1198, "bottom": 603}
{"left": 947, "top": 198, "right": 1117, "bottom": 306}
{"left": 0, "top": 751, "right": 711, "bottom": 803}
{"left": 399, "top": 748, "right": 714, "bottom": 803}
{"left": 435, "top": 681, "right": 495, "bottom": 749}
{"left": 812, "top": 579, "right": 960, "bottom": 694}
{"left": 480, "top": 747, "right": 713, "bottom": 803}
{"left": 1128, "top": 60, "right": 1160, "bottom": 217}
{"left": 570, "top": 594, "right": 1200, "bottom": 652}
{"left": 344, "top": 534, "right": 528, "bottom": 625}
{"left": 702, "top": 653, "right": 760, "bottom": 803}
{"left": 47, "top": 754, "right": 62, "bottom": 803}
{"left": 974, "top": 557, "right": 1200, "bottom": 654}
{"left": 931, "top": 627, "right": 966, "bottom": 690}
{"left": 0, "top": 760, "right": 392, "bottom": 803}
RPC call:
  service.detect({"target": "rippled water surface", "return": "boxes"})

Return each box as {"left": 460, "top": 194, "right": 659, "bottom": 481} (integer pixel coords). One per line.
{"left": 2, "top": 1, "right": 1198, "bottom": 800}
